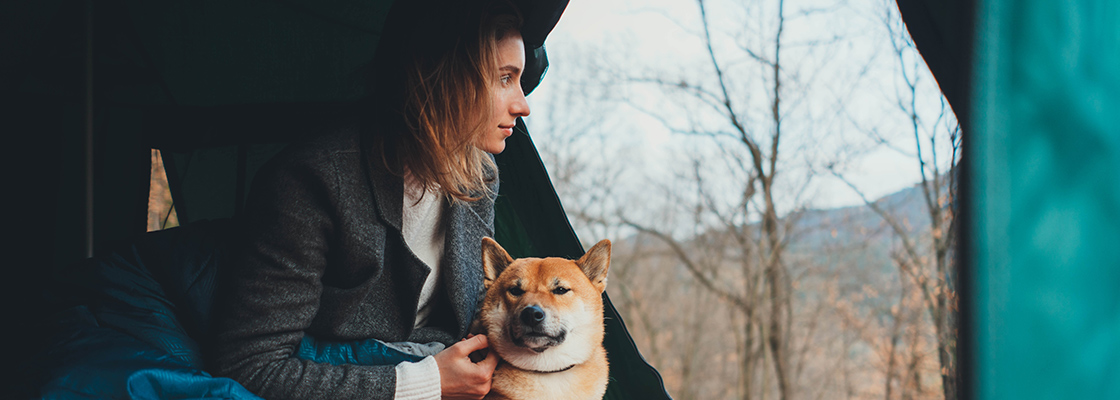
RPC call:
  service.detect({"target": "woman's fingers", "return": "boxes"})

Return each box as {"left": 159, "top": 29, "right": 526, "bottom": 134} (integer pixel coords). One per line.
{"left": 477, "top": 343, "right": 500, "bottom": 371}
{"left": 453, "top": 334, "right": 490, "bottom": 356}
{"left": 435, "top": 335, "right": 497, "bottom": 399}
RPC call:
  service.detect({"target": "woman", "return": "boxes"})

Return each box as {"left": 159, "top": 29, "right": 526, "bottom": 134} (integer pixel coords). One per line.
{"left": 211, "top": 1, "right": 531, "bottom": 399}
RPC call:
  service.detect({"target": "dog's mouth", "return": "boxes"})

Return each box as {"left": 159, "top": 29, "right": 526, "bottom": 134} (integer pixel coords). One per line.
{"left": 510, "top": 328, "right": 567, "bottom": 353}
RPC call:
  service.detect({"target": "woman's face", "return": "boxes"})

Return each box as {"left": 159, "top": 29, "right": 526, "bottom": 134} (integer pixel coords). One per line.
{"left": 477, "top": 32, "right": 530, "bottom": 154}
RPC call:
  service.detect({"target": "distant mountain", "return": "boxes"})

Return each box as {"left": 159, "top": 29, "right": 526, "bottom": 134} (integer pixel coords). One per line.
{"left": 782, "top": 183, "right": 937, "bottom": 290}
{"left": 605, "top": 181, "right": 935, "bottom": 254}
{"left": 790, "top": 183, "right": 932, "bottom": 252}
{"left": 603, "top": 181, "right": 941, "bottom": 296}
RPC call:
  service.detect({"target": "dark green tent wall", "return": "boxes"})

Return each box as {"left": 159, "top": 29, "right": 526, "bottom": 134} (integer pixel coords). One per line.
{"left": 2, "top": 0, "right": 668, "bottom": 398}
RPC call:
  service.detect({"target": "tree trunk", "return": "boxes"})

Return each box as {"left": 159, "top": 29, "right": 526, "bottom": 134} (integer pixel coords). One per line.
{"left": 764, "top": 204, "right": 792, "bottom": 400}
{"left": 937, "top": 293, "right": 957, "bottom": 400}
{"left": 741, "top": 308, "right": 756, "bottom": 400}
{"left": 884, "top": 306, "right": 901, "bottom": 400}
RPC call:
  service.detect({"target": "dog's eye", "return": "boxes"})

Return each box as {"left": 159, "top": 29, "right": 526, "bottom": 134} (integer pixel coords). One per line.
{"left": 552, "top": 287, "right": 570, "bottom": 295}
{"left": 508, "top": 287, "right": 525, "bottom": 296}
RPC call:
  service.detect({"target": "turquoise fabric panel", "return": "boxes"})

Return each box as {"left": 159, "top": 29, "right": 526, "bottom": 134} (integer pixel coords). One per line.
{"left": 971, "top": 1, "right": 1120, "bottom": 398}
{"left": 296, "top": 335, "right": 425, "bottom": 366}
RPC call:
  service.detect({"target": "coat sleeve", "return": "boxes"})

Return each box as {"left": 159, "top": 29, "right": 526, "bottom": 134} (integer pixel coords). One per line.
{"left": 211, "top": 149, "right": 398, "bottom": 400}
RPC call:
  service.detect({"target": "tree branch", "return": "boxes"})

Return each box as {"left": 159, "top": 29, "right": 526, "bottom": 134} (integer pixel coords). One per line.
{"left": 621, "top": 218, "right": 752, "bottom": 311}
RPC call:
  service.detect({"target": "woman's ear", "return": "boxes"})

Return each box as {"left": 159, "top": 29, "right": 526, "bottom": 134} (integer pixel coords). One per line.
{"left": 481, "top": 237, "right": 514, "bottom": 286}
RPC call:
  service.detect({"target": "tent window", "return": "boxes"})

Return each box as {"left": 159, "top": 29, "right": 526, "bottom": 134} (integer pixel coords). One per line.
{"left": 148, "top": 149, "right": 179, "bottom": 231}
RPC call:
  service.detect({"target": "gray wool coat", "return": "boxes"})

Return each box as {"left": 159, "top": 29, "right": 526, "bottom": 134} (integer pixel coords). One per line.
{"left": 211, "top": 120, "right": 496, "bottom": 400}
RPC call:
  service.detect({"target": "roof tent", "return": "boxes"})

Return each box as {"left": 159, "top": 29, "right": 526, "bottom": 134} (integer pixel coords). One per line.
{"left": 6, "top": 0, "right": 1120, "bottom": 398}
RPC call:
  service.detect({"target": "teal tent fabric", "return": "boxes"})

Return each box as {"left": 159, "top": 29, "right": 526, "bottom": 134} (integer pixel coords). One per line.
{"left": 970, "top": 1, "right": 1120, "bottom": 398}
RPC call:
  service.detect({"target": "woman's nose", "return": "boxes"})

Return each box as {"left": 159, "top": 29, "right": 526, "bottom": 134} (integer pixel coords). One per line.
{"left": 511, "top": 90, "right": 530, "bottom": 117}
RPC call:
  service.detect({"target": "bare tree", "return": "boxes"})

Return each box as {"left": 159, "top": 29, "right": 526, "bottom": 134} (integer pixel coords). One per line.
{"left": 614, "top": 0, "right": 836, "bottom": 398}
{"left": 827, "top": 1, "right": 962, "bottom": 398}
{"left": 531, "top": 1, "right": 957, "bottom": 399}
{"left": 527, "top": 40, "right": 737, "bottom": 399}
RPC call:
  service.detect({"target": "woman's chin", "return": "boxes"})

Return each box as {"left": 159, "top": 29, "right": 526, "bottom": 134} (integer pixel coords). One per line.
{"left": 480, "top": 139, "right": 507, "bottom": 154}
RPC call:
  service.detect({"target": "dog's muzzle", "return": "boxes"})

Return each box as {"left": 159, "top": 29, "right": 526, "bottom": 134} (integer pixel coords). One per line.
{"left": 520, "top": 305, "right": 546, "bottom": 326}
{"left": 510, "top": 305, "right": 566, "bottom": 352}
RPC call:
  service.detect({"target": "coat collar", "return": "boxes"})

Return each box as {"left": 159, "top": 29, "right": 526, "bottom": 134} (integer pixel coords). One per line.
{"left": 359, "top": 128, "right": 494, "bottom": 338}
{"left": 443, "top": 196, "right": 493, "bottom": 336}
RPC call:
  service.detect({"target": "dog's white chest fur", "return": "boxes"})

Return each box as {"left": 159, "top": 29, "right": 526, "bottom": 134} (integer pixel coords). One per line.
{"left": 489, "top": 348, "right": 609, "bottom": 400}
{"left": 527, "top": 368, "right": 606, "bottom": 400}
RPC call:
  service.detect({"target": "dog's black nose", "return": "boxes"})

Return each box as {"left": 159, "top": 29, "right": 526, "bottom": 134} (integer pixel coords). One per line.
{"left": 520, "top": 305, "right": 546, "bottom": 326}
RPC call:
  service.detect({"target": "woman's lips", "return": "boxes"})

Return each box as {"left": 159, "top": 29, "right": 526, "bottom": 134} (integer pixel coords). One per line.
{"left": 499, "top": 125, "right": 514, "bottom": 136}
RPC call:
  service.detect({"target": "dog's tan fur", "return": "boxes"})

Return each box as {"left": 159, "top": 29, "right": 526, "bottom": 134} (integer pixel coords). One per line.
{"left": 475, "top": 237, "right": 611, "bottom": 400}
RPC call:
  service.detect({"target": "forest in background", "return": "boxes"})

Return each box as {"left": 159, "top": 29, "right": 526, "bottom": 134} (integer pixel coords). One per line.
{"left": 528, "top": 0, "right": 959, "bottom": 399}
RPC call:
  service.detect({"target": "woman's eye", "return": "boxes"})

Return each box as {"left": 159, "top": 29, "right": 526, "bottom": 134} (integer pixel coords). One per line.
{"left": 508, "top": 287, "right": 525, "bottom": 296}
{"left": 500, "top": 75, "right": 512, "bottom": 85}
{"left": 552, "top": 287, "right": 570, "bottom": 295}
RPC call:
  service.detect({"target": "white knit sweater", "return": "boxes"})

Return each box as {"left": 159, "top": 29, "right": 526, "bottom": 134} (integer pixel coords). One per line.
{"left": 394, "top": 175, "right": 447, "bottom": 400}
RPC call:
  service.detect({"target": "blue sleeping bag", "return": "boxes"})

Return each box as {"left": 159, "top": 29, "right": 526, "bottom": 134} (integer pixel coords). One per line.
{"left": 33, "top": 220, "right": 421, "bottom": 399}
{"left": 34, "top": 220, "right": 260, "bottom": 399}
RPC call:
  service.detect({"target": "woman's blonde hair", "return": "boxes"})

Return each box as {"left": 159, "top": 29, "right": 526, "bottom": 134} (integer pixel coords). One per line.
{"left": 371, "top": 2, "right": 523, "bottom": 202}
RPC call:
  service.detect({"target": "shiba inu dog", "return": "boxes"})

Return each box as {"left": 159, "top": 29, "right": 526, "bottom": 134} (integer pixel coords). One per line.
{"left": 474, "top": 237, "right": 611, "bottom": 400}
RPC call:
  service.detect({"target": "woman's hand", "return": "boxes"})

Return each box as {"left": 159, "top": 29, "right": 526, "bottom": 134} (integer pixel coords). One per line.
{"left": 434, "top": 334, "right": 500, "bottom": 399}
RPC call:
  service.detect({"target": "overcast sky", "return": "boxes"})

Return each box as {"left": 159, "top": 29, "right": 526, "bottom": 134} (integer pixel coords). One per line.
{"left": 525, "top": 0, "right": 957, "bottom": 212}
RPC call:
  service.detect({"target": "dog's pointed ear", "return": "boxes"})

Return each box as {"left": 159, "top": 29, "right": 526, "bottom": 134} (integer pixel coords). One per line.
{"left": 576, "top": 239, "right": 611, "bottom": 292}
{"left": 481, "top": 237, "right": 513, "bottom": 287}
